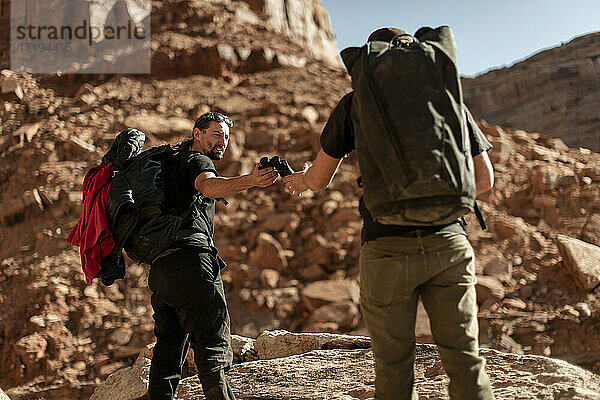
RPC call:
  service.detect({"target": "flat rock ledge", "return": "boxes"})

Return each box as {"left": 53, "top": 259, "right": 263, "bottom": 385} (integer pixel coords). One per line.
{"left": 91, "top": 330, "right": 600, "bottom": 400}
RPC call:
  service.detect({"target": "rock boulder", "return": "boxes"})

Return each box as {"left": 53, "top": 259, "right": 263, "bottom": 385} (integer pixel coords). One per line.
{"left": 556, "top": 235, "right": 600, "bottom": 292}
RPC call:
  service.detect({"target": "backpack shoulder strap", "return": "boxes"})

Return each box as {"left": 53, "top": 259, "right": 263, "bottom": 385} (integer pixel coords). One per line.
{"left": 360, "top": 44, "right": 411, "bottom": 179}
{"left": 181, "top": 192, "right": 202, "bottom": 219}
{"left": 474, "top": 201, "right": 487, "bottom": 230}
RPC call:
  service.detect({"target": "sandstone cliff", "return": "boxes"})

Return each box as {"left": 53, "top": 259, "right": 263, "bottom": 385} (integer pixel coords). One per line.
{"left": 463, "top": 32, "right": 600, "bottom": 151}
{"left": 0, "top": 0, "right": 338, "bottom": 73}
{"left": 241, "top": 0, "right": 339, "bottom": 66}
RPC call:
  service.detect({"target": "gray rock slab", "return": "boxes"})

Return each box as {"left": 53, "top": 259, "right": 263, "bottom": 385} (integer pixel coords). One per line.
{"left": 0, "top": 387, "right": 11, "bottom": 400}
{"left": 254, "top": 329, "right": 370, "bottom": 360}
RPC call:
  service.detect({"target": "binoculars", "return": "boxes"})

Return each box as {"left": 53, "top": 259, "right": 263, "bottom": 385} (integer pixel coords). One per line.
{"left": 258, "top": 156, "right": 294, "bottom": 177}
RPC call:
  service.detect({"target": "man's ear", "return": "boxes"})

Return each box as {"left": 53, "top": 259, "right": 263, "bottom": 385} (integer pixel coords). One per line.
{"left": 193, "top": 127, "right": 202, "bottom": 140}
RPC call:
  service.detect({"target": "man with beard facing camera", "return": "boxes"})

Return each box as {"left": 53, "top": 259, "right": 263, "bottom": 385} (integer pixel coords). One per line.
{"left": 148, "top": 112, "right": 278, "bottom": 400}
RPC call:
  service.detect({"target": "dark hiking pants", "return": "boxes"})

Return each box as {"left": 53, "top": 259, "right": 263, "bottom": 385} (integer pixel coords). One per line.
{"left": 147, "top": 248, "right": 235, "bottom": 400}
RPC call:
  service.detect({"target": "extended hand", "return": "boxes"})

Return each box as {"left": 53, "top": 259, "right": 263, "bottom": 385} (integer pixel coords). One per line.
{"left": 250, "top": 163, "right": 278, "bottom": 188}
{"left": 283, "top": 162, "right": 310, "bottom": 197}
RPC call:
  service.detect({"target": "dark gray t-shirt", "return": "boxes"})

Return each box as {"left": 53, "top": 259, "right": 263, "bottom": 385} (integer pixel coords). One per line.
{"left": 320, "top": 91, "right": 493, "bottom": 242}
{"left": 166, "top": 151, "right": 218, "bottom": 248}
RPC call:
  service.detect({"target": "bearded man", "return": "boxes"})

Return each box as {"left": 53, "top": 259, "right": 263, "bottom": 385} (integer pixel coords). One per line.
{"left": 148, "top": 112, "right": 278, "bottom": 400}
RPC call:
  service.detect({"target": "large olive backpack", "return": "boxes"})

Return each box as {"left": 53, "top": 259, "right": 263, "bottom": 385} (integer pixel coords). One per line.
{"left": 341, "top": 26, "right": 477, "bottom": 226}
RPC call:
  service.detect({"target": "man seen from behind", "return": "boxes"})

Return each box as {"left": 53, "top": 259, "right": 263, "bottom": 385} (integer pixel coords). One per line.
{"left": 283, "top": 27, "right": 496, "bottom": 399}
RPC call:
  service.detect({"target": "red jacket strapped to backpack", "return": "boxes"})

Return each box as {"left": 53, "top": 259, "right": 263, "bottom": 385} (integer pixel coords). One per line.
{"left": 67, "top": 163, "right": 115, "bottom": 284}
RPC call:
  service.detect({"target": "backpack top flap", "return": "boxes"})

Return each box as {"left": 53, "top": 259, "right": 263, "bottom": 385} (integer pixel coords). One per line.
{"left": 101, "top": 128, "right": 146, "bottom": 170}
{"left": 414, "top": 26, "right": 462, "bottom": 102}
{"left": 414, "top": 26, "right": 458, "bottom": 66}
{"left": 340, "top": 46, "right": 362, "bottom": 75}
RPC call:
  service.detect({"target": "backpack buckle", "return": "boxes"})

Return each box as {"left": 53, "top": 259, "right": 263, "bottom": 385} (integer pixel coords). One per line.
{"left": 390, "top": 33, "right": 415, "bottom": 48}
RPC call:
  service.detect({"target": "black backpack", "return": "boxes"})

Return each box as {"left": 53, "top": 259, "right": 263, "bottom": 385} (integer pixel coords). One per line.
{"left": 341, "top": 26, "right": 477, "bottom": 226}
{"left": 99, "top": 128, "right": 198, "bottom": 284}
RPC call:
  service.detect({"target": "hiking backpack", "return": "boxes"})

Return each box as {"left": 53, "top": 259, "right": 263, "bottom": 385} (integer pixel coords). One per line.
{"left": 88, "top": 128, "right": 203, "bottom": 286}
{"left": 105, "top": 132, "right": 200, "bottom": 266}
{"left": 341, "top": 26, "right": 477, "bottom": 226}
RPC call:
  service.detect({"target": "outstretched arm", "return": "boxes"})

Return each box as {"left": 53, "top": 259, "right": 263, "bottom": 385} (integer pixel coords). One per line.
{"left": 283, "top": 149, "right": 343, "bottom": 197}
{"left": 473, "top": 151, "right": 494, "bottom": 197}
{"left": 283, "top": 149, "right": 493, "bottom": 198}
{"left": 195, "top": 163, "right": 278, "bottom": 198}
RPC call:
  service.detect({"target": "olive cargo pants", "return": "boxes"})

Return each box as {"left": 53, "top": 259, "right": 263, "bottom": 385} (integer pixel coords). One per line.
{"left": 359, "top": 232, "right": 495, "bottom": 400}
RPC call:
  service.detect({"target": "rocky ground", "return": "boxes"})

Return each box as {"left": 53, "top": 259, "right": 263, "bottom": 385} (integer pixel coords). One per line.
{"left": 90, "top": 331, "right": 600, "bottom": 400}
{"left": 2, "top": 0, "right": 600, "bottom": 399}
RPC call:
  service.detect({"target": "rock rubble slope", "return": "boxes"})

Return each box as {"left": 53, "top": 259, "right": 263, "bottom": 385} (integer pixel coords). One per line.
{"left": 2, "top": 1, "right": 600, "bottom": 399}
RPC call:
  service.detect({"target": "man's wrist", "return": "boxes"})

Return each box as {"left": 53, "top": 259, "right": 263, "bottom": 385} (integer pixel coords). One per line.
{"left": 243, "top": 173, "right": 255, "bottom": 189}
{"left": 302, "top": 172, "right": 310, "bottom": 191}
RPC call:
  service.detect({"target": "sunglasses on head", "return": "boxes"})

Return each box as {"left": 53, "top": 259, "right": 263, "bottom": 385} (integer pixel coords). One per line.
{"left": 197, "top": 112, "right": 233, "bottom": 128}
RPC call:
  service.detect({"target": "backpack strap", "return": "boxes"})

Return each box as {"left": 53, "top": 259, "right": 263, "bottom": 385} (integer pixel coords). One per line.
{"left": 186, "top": 192, "right": 218, "bottom": 246}
{"left": 458, "top": 201, "right": 487, "bottom": 231}
{"left": 181, "top": 192, "right": 202, "bottom": 219}
{"left": 474, "top": 201, "right": 487, "bottom": 230}
{"left": 361, "top": 45, "right": 411, "bottom": 182}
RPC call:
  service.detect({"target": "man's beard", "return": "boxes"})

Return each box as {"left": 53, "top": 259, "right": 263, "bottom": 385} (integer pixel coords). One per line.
{"left": 206, "top": 145, "right": 225, "bottom": 160}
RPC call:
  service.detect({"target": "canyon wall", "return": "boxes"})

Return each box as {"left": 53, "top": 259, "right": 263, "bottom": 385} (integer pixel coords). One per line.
{"left": 463, "top": 32, "right": 600, "bottom": 151}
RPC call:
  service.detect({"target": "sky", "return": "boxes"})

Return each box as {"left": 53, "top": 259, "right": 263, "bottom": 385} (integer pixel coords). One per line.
{"left": 320, "top": 0, "right": 600, "bottom": 77}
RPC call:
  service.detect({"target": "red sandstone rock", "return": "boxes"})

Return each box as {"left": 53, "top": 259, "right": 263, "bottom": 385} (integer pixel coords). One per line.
{"left": 483, "top": 255, "right": 513, "bottom": 283}
{"left": 249, "top": 232, "right": 287, "bottom": 271}
{"left": 301, "top": 279, "right": 359, "bottom": 311}
{"left": 476, "top": 276, "right": 506, "bottom": 307}
{"left": 464, "top": 32, "right": 600, "bottom": 151}
{"left": 305, "top": 300, "right": 360, "bottom": 332}
{"left": 556, "top": 235, "right": 600, "bottom": 292}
